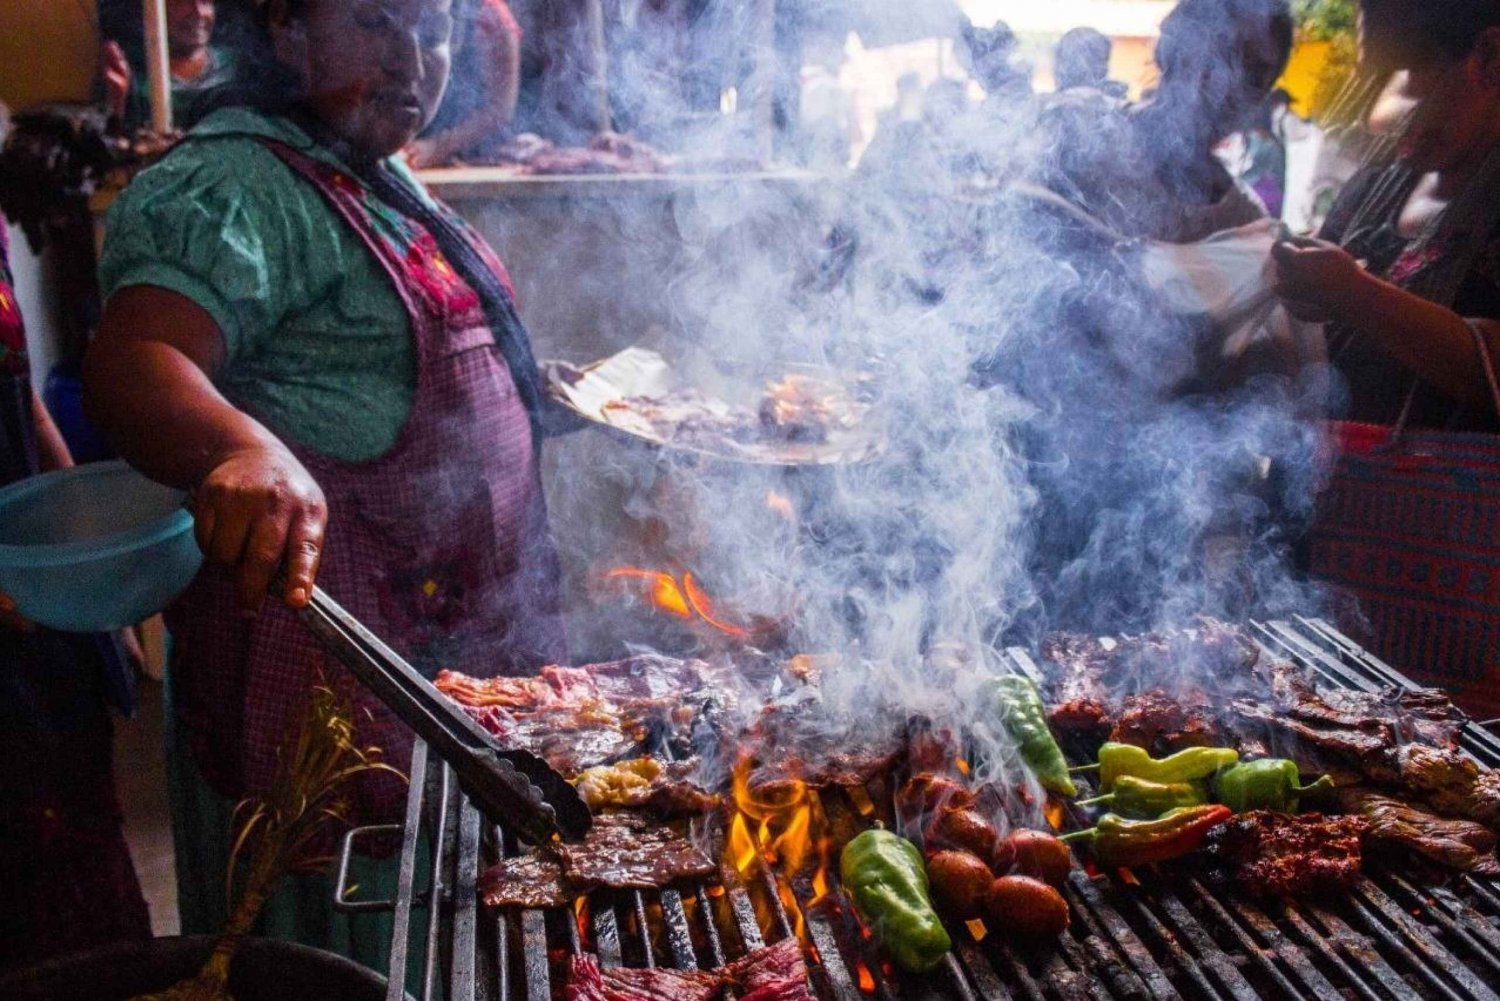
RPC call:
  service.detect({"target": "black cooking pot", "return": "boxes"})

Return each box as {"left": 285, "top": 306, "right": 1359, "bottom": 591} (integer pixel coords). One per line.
{"left": 0, "top": 935, "right": 397, "bottom": 1001}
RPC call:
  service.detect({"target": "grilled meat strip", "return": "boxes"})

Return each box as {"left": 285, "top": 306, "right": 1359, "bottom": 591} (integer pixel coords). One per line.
{"left": 558, "top": 813, "right": 716, "bottom": 890}
{"left": 1109, "top": 688, "right": 1228, "bottom": 756}
{"left": 478, "top": 853, "right": 580, "bottom": 910}
{"left": 1335, "top": 788, "right": 1500, "bottom": 876}
{"left": 480, "top": 814, "right": 715, "bottom": 909}
{"left": 1040, "top": 619, "right": 1260, "bottom": 746}
{"left": 565, "top": 955, "right": 722, "bottom": 1001}
{"left": 565, "top": 938, "right": 813, "bottom": 1001}
{"left": 1206, "top": 811, "right": 1368, "bottom": 898}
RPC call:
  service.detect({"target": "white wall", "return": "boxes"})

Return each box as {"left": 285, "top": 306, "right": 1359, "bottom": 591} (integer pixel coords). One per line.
{"left": 6, "top": 220, "right": 62, "bottom": 388}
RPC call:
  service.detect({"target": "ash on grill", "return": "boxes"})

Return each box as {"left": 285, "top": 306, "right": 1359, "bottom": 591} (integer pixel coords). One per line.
{"left": 338, "top": 619, "right": 1500, "bottom": 1001}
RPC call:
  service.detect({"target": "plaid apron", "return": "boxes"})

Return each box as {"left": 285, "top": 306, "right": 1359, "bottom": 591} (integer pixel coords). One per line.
{"left": 165, "top": 140, "right": 567, "bottom": 825}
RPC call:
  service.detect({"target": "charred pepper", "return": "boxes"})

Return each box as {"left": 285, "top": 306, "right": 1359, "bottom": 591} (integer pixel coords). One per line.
{"left": 1213, "top": 759, "right": 1335, "bottom": 813}
{"left": 1097, "top": 743, "right": 1239, "bottom": 792}
{"left": 1077, "top": 776, "right": 1208, "bottom": 818}
{"left": 1060, "top": 805, "right": 1232, "bottom": 868}
{"left": 986, "top": 675, "right": 1077, "bottom": 796}
{"left": 840, "top": 829, "right": 952, "bottom": 972}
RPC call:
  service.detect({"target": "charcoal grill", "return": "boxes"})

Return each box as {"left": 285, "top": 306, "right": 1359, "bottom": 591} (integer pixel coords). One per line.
{"left": 335, "top": 617, "right": 1500, "bottom": 1001}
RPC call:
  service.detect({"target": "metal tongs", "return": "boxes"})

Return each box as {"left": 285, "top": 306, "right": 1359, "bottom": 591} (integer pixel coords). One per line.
{"left": 295, "top": 585, "right": 593, "bottom": 844}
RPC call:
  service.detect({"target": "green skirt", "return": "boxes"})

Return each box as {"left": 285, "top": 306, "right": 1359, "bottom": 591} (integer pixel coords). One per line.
{"left": 164, "top": 667, "right": 431, "bottom": 995}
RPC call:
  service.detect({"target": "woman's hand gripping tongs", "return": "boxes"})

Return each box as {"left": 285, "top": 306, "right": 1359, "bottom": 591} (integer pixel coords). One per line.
{"left": 295, "top": 584, "right": 592, "bottom": 844}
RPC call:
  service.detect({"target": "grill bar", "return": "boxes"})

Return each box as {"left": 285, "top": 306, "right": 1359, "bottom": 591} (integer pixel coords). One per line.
{"left": 373, "top": 620, "right": 1500, "bottom": 1001}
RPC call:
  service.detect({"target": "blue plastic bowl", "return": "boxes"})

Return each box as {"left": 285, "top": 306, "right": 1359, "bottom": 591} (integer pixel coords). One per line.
{"left": 0, "top": 461, "right": 202, "bottom": 632}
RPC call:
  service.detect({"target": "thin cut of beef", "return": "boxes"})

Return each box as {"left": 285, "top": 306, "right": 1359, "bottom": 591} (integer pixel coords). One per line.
{"left": 564, "top": 939, "right": 813, "bottom": 1001}
{"left": 1206, "top": 811, "right": 1368, "bottom": 898}
{"left": 564, "top": 955, "right": 721, "bottom": 1001}
{"left": 478, "top": 853, "right": 578, "bottom": 909}
{"left": 480, "top": 815, "right": 715, "bottom": 910}
{"left": 559, "top": 813, "right": 716, "bottom": 890}
{"left": 1336, "top": 788, "right": 1500, "bottom": 876}
{"left": 728, "top": 938, "right": 816, "bottom": 1001}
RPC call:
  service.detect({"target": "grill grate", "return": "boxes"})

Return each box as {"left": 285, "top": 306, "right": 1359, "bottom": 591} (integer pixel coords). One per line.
{"left": 338, "top": 620, "right": 1500, "bottom": 1001}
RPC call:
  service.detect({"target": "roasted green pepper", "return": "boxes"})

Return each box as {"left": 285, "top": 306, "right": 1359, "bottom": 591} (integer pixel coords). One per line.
{"left": 840, "top": 829, "right": 952, "bottom": 972}
{"left": 1077, "top": 776, "right": 1208, "bottom": 818}
{"left": 1097, "top": 743, "right": 1240, "bottom": 792}
{"left": 1213, "top": 759, "right": 1334, "bottom": 813}
{"left": 1061, "top": 805, "right": 1232, "bottom": 868}
{"left": 986, "top": 675, "right": 1077, "bottom": 796}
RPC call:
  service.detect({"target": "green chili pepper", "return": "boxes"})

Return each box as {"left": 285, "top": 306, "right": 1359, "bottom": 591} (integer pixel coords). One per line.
{"left": 840, "top": 829, "right": 952, "bottom": 973}
{"left": 1077, "top": 776, "right": 1208, "bottom": 818}
{"left": 1213, "top": 759, "right": 1335, "bottom": 813}
{"left": 1060, "top": 805, "right": 1232, "bottom": 868}
{"left": 985, "top": 675, "right": 1077, "bottom": 796}
{"left": 1097, "top": 743, "right": 1240, "bottom": 792}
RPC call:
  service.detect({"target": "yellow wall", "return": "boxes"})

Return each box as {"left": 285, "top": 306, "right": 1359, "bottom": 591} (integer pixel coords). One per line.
{"left": 1279, "top": 40, "right": 1332, "bottom": 116}
{"left": 0, "top": 0, "right": 100, "bottom": 110}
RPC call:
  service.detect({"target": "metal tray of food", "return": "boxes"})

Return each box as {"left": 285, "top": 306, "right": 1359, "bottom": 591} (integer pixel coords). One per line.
{"left": 543, "top": 346, "right": 884, "bottom": 466}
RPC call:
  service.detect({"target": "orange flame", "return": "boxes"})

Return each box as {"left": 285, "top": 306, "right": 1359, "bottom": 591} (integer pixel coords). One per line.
{"left": 725, "top": 755, "right": 832, "bottom": 943}
{"left": 954, "top": 757, "right": 972, "bottom": 777}
{"left": 602, "top": 566, "right": 751, "bottom": 637}
{"left": 856, "top": 960, "right": 876, "bottom": 993}
{"left": 1044, "top": 800, "right": 1066, "bottom": 832}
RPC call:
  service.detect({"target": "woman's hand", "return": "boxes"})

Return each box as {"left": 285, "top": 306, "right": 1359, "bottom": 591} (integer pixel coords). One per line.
{"left": 1272, "top": 238, "right": 1369, "bottom": 323}
{"left": 192, "top": 447, "right": 327, "bottom": 612}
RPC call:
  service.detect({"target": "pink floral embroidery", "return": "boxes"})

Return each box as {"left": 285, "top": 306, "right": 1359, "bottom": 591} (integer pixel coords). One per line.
{"left": 403, "top": 233, "right": 480, "bottom": 313}
{"left": 1389, "top": 243, "right": 1444, "bottom": 286}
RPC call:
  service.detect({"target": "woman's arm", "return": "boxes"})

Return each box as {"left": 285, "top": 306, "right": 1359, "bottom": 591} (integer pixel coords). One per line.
{"left": 84, "top": 285, "right": 327, "bottom": 610}
{"left": 1273, "top": 239, "right": 1500, "bottom": 411}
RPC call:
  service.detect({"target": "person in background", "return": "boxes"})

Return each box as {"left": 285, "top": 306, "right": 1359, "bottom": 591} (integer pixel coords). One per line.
{"left": 100, "top": 0, "right": 240, "bottom": 132}
{"left": 1274, "top": 0, "right": 1500, "bottom": 431}
{"left": 958, "top": 19, "right": 1033, "bottom": 113}
{"left": 0, "top": 108, "right": 151, "bottom": 971}
{"left": 1053, "top": 27, "right": 1127, "bottom": 102}
{"left": 1041, "top": 0, "right": 1294, "bottom": 242}
{"left": 1224, "top": 88, "right": 1293, "bottom": 219}
{"left": 797, "top": 34, "right": 859, "bottom": 171}
{"left": 406, "top": 0, "right": 522, "bottom": 167}
{"left": 85, "top": 0, "right": 567, "bottom": 971}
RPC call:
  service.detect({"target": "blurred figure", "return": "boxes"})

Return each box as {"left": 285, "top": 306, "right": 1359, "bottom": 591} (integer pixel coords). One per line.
{"left": 1223, "top": 88, "right": 1293, "bottom": 219}
{"left": 100, "top": 0, "right": 239, "bottom": 131}
{"left": 1041, "top": 0, "right": 1295, "bottom": 241}
{"left": 958, "top": 19, "right": 1033, "bottom": 112}
{"left": 1053, "top": 27, "right": 1127, "bottom": 101}
{"left": 408, "top": 0, "right": 523, "bottom": 167}
{"left": 797, "top": 35, "right": 859, "bottom": 171}
{"left": 0, "top": 102, "right": 151, "bottom": 972}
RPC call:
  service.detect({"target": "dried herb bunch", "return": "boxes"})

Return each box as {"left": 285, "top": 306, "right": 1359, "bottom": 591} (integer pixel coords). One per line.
{"left": 134, "top": 684, "right": 402, "bottom": 1001}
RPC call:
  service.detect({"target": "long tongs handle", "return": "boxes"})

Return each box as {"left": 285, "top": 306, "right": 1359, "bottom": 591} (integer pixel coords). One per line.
{"left": 296, "top": 585, "right": 591, "bottom": 843}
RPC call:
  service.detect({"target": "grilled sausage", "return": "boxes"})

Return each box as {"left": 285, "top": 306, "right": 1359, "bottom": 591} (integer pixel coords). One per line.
{"left": 985, "top": 875, "right": 1070, "bottom": 940}
{"left": 925, "top": 850, "right": 992, "bottom": 921}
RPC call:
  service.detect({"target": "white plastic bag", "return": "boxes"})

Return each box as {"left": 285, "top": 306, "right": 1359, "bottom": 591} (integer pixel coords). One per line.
{"left": 1138, "top": 219, "right": 1326, "bottom": 377}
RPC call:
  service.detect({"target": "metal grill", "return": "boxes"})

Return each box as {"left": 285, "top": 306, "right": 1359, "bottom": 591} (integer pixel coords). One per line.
{"left": 337, "top": 618, "right": 1500, "bottom": 1001}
